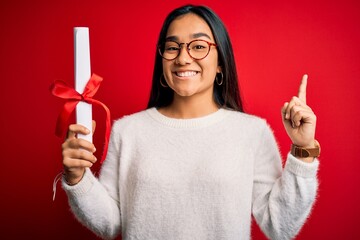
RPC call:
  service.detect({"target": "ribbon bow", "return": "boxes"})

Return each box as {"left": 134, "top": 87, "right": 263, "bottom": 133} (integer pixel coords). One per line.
{"left": 50, "top": 73, "right": 111, "bottom": 163}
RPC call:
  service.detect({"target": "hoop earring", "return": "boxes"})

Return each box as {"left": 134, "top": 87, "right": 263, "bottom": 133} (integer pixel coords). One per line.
{"left": 216, "top": 72, "right": 224, "bottom": 86}
{"left": 160, "top": 75, "right": 168, "bottom": 88}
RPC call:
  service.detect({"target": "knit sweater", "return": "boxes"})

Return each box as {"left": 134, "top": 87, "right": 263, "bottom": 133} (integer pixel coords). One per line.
{"left": 62, "top": 108, "right": 319, "bottom": 240}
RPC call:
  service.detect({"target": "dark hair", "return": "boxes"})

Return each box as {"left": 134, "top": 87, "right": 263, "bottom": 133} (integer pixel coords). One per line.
{"left": 147, "top": 5, "right": 244, "bottom": 112}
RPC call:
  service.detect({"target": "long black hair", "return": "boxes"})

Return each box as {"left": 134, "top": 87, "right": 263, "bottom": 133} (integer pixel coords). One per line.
{"left": 147, "top": 5, "right": 244, "bottom": 112}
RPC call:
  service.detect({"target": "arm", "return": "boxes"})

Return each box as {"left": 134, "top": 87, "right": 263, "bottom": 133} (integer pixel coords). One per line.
{"left": 253, "top": 74, "right": 320, "bottom": 239}
{"left": 252, "top": 123, "right": 319, "bottom": 239}
{"left": 62, "top": 121, "right": 121, "bottom": 239}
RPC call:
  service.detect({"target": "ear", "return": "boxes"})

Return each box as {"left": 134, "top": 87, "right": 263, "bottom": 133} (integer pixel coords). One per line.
{"left": 217, "top": 65, "right": 222, "bottom": 73}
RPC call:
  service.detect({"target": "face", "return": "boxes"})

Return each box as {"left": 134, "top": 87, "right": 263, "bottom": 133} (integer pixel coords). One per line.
{"left": 162, "top": 13, "right": 221, "bottom": 99}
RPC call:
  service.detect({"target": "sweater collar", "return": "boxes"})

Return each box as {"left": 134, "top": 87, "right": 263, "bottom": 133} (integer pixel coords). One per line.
{"left": 146, "top": 107, "right": 230, "bottom": 129}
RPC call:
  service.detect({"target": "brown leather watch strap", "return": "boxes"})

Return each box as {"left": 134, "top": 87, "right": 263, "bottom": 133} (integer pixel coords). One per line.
{"left": 291, "top": 140, "right": 321, "bottom": 158}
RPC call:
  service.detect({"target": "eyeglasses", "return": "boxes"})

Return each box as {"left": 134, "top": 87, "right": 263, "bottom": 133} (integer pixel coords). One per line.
{"left": 158, "top": 39, "right": 217, "bottom": 61}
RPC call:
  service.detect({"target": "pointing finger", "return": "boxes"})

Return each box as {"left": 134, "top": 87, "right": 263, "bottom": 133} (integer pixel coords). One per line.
{"left": 298, "top": 74, "right": 308, "bottom": 104}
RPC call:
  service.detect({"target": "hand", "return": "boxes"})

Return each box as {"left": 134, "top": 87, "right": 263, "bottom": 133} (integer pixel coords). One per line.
{"left": 62, "top": 120, "right": 97, "bottom": 185}
{"left": 281, "top": 74, "right": 317, "bottom": 149}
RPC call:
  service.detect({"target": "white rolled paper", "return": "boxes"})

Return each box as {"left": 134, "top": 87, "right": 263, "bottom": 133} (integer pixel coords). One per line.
{"left": 74, "top": 27, "right": 92, "bottom": 143}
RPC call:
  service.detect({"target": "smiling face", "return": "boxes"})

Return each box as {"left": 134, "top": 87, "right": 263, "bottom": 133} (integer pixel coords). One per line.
{"left": 162, "top": 13, "right": 221, "bottom": 100}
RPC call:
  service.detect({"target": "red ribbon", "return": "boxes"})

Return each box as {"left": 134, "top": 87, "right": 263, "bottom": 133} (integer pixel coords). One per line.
{"left": 50, "top": 74, "right": 111, "bottom": 163}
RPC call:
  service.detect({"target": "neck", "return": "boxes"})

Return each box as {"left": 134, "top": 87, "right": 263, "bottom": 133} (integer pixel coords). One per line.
{"left": 159, "top": 93, "right": 219, "bottom": 119}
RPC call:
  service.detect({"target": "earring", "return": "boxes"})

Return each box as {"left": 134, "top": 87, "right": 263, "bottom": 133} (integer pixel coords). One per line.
{"left": 160, "top": 75, "right": 168, "bottom": 88}
{"left": 216, "top": 72, "right": 224, "bottom": 86}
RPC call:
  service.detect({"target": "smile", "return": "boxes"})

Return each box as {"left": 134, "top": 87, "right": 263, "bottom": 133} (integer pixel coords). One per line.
{"left": 175, "top": 71, "right": 199, "bottom": 77}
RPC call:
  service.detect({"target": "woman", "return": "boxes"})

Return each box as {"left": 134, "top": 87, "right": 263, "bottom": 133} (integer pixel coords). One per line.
{"left": 61, "top": 5, "right": 320, "bottom": 240}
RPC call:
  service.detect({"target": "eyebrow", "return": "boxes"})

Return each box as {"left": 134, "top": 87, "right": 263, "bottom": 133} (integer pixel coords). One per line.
{"left": 165, "top": 32, "right": 212, "bottom": 41}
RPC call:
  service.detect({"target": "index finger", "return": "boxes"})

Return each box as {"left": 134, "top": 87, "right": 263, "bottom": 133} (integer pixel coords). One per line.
{"left": 67, "top": 124, "right": 90, "bottom": 139}
{"left": 298, "top": 74, "right": 308, "bottom": 104}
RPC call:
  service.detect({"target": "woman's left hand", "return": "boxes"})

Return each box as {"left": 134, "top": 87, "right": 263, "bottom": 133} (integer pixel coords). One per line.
{"left": 281, "top": 74, "right": 317, "bottom": 149}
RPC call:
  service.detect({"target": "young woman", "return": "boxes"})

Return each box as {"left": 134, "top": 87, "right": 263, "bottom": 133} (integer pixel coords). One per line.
{"left": 61, "top": 5, "right": 320, "bottom": 240}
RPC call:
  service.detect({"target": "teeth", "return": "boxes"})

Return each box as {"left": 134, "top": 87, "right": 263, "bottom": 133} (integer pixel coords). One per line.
{"left": 176, "top": 71, "right": 197, "bottom": 77}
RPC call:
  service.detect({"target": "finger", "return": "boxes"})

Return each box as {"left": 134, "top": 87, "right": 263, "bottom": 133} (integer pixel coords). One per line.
{"left": 281, "top": 102, "right": 294, "bottom": 129}
{"left": 298, "top": 74, "right": 308, "bottom": 104}
{"left": 69, "top": 124, "right": 91, "bottom": 135}
{"left": 290, "top": 103, "right": 312, "bottom": 116}
{"left": 67, "top": 128, "right": 76, "bottom": 140}
{"left": 281, "top": 102, "right": 289, "bottom": 120}
{"left": 284, "top": 96, "right": 301, "bottom": 120}
{"left": 63, "top": 138, "right": 96, "bottom": 153}
{"left": 290, "top": 106, "right": 314, "bottom": 127}
{"left": 63, "top": 157, "right": 95, "bottom": 169}
{"left": 67, "top": 124, "right": 91, "bottom": 139}
{"left": 63, "top": 148, "right": 97, "bottom": 164}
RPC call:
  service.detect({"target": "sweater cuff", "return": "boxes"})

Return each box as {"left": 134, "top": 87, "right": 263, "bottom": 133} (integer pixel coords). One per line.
{"left": 62, "top": 168, "right": 97, "bottom": 197}
{"left": 285, "top": 152, "right": 319, "bottom": 178}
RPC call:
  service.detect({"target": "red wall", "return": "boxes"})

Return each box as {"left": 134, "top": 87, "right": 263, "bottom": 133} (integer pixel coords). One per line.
{"left": 1, "top": 0, "right": 359, "bottom": 239}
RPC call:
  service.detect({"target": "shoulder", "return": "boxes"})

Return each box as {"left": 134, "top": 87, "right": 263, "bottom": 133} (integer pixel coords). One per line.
{"left": 114, "top": 109, "right": 149, "bottom": 124}
{"left": 111, "top": 108, "right": 151, "bottom": 132}
{"left": 222, "top": 109, "right": 276, "bottom": 143}
{"left": 224, "top": 109, "right": 269, "bottom": 129}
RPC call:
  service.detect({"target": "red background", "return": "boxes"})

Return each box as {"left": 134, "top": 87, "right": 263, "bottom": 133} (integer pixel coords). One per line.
{"left": 1, "top": 0, "right": 359, "bottom": 239}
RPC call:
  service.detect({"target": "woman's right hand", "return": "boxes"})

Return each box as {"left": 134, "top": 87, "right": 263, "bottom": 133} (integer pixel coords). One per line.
{"left": 62, "top": 121, "right": 97, "bottom": 185}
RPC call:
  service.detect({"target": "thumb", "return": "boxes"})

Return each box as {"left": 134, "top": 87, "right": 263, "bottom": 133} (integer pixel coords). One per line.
{"left": 281, "top": 102, "right": 289, "bottom": 120}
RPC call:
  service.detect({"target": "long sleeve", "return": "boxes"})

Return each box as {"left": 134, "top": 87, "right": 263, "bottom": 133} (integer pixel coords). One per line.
{"left": 252, "top": 123, "right": 319, "bottom": 240}
{"left": 60, "top": 108, "right": 319, "bottom": 240}
{"left": 62, "top": 121, "right": 122, "bottom": 240}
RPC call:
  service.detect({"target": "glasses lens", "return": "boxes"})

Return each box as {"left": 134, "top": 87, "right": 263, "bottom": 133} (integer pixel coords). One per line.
{"left": 188, "top": 40, "right": 210, "bottom": 59}
{"left": 160, "top": 41, "right": 180, "bottom": 60}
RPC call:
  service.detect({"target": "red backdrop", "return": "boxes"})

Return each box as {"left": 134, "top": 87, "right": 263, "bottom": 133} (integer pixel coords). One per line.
{"left": 1, "top": 0, "right": 359, "bottom": 239}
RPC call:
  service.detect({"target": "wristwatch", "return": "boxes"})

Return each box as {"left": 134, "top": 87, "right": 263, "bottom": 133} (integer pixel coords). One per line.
{"left": 291, "top": 140, "right": 321, "bottom": 158}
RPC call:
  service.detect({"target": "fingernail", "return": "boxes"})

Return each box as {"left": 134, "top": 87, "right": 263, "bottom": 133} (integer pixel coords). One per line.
{"left": 285, "top": 113, "right": 289, "bottom": 119}
{"left": 85, "top": 128, "right": 90, "bottom": 134}
{"left": 292, "top": 121, "right": 295, "bottom": 128}
{"left": 93, "top": 147, "right": 96, "bottom": 152}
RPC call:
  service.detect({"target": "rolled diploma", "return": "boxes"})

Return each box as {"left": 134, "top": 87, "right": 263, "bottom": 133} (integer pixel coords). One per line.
{"left": 74, "top": 27, "right": 92, "bottom": 143}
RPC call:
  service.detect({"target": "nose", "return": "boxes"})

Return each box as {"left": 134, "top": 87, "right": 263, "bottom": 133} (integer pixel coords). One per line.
{"left": 175, "top": 44, "right": 192, "bottom": 65}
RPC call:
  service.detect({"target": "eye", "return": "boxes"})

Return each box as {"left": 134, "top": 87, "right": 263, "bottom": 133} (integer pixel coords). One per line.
{"left": 165, "top": 46, "right": 180, "bottom": 51}
{"left": 193, "top": 45, "right": 206, "bottom": 49}
{"left": 191, "top": 44, "right": 208, "bottom": 52}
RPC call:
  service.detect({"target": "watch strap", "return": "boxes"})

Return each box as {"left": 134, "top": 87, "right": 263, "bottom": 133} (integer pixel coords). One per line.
{"left": 291, "top": 140, "right": 321, "bottom": 158}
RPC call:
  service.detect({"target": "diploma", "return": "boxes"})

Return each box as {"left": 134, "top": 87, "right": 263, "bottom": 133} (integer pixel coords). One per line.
{"left": 74, "top": 27, "right": 92, "bottom": 143}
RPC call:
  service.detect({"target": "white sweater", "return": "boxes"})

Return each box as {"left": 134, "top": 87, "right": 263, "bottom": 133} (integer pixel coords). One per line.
{"left": 62, "top": 108, "right": 319, "bottom": 240}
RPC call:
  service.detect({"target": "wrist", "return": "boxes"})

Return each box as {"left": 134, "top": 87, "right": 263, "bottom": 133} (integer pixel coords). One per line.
{"left": 63, "top": 168, "right": 86, "bottom": 186}
{"left": 297, "top": 156, "right": 315, "bottom": 163}
{"left": 293, "top": 139, "right": 316, "bottom": 149}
